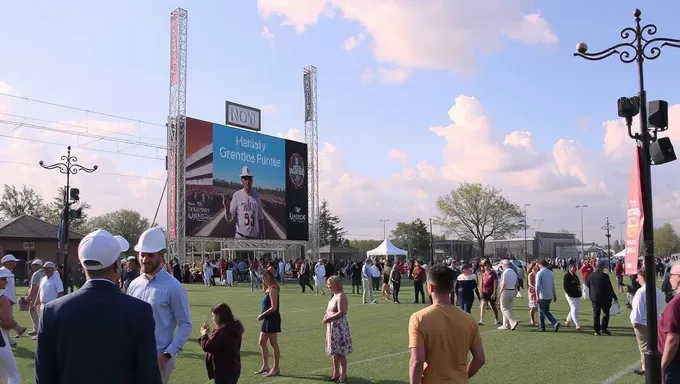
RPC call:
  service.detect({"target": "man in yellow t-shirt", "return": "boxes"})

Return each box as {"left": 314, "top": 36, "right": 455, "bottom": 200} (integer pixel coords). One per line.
{"left": 408, "top": 265, "right": 486, "bottom": 384}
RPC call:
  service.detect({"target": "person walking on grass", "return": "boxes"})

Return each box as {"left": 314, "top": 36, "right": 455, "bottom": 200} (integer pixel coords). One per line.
{"left": 257, "top": 270, "right": 282, "bottom": 377}
{"left": 361, "top": 259, "right": 376, "bottom": 304}
{"left": 200, "top": 303, "right": 244, "bottom": 384}
{"left": 478, "top": 260, "right": 499, "bottom": 326}
{"left": 408, "top": 265, "right": 486, "bottom": 384}
{"left": 535, "top": 260, "right": 559, "bottom": 332}
{"left": 323, "top": 276, "right": 353, "bottom": 383}
{"left": 629, "top": 267, "right": 663, "bottom": 377}
{"left": 659, "top": 262, "right": 680, "bottom": 381}
{"left": 563, "top": 263, "right": 583, "bottom": 330}
{"left": 585, "top": 261, "right": 618, "bottom": 336}
{"left": 498, "top": 260, "right": 519, "bottom": 331}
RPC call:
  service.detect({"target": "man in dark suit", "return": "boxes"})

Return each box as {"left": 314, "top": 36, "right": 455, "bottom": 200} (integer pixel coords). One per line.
{"left": 585, "top": 260, "right": 619, "bottom": 336}
{"left": 35, "top": 229, "right": 162, "bottom": 384}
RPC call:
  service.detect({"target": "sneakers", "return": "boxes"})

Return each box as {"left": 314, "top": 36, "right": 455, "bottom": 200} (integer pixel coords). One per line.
{"left": 27, "top": 330, "right": 37, "bottom": 337}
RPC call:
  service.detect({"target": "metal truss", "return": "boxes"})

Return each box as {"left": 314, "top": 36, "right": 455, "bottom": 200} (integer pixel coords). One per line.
{"left": 167, "top": 8, "right": 188, "bottom": 263}
{"left": 186, "top": 237, "right": 306, "bottom": 250}
{"left": 304, "top": 66, "right": 320, "bottom": 261}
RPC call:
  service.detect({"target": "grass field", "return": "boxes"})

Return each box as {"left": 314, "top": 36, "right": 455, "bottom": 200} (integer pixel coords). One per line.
{"left": 10, "top": 271, "right": 651, "bottom": 384}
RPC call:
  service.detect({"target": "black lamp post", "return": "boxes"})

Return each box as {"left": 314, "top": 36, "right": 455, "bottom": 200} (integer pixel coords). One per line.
{"left": 602, "top": 217, "right": 615, "bottom": 272}
{"left": 574, "top": 9, "right": 680, "bottom": 383}
{"left": 523, "top": 204, "right": 530, "bottom": 263}
{"left": 39, "top": 146, "right": 97, "bottom": 293}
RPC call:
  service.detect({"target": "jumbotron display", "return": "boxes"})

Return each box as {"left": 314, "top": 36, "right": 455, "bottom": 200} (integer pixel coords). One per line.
{"left": 184, "top": 117, "right": 309, "bottom": 241}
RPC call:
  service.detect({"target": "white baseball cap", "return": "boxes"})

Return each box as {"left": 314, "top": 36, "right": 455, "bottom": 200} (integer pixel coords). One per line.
{"left": 43, "top": 261, "right": 56, "bottom": 269}
{"left": 0, "top": 268, "right": 13, "bottom": 279}
{"left": 30, "top": 259, "right": 43, "bottom": 266}
{"left": 126, "top": 255, "right": 137, "bottom": 261}
{"left": 240, "top": 166, "right": 253, "bottom": 178}
{"left": 1, "top": 255, "right": 18, "bottom": 264}
{"left": 78, "top": 229, "right": 122, "bottom": 271}
{"left": 134, "top": 227, "right": 167, "bottom": 253}
{"left": 114, "top": 235, "right": 130, "bottom": 253}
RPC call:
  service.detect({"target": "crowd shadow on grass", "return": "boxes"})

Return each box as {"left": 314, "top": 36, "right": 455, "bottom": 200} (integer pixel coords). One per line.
{"left": 12, "top": 346, "right": 34, "bottom": 360}
{"left": 179, "top": 350, "right": 260, "bottom": 360}
{"left": 277, "top": 374, "right": 406, "bottom": 383}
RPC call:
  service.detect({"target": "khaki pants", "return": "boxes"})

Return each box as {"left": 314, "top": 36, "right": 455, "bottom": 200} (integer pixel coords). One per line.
{"left": 633, "top": 324, "right": 647, "bottom": 371}
{"left": 362, "top": 278, "right": 374, "bottom": 303}
{"left": 30, "top": 307, "right": 40, "bottom": 331}
{"left": 160, "top": 356, "right": 176, "bottom": 384}
{"left": 500, "top": 290, "right": 518, "bottom": 329}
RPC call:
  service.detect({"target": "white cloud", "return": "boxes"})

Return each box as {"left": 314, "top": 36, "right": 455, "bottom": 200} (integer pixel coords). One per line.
{"left": 262, "top": 104, "right": 278, "bottom": 114}
{"left": 361, "top": 67, "right": 410, "bottom": 85}
{"left": 276, "top": 128, "right": 303, "bottom": 142}
{"left": 258, "top": 0, "right": 558, "bottom": 80}
{"left": 261, "top": 26, "right": 276, "bottom": 46}
{"left": 386, "top": 149, "right": 408, "bottom": 163}
{"left": 341, "top": 33, "right": 365, "bottom": 52}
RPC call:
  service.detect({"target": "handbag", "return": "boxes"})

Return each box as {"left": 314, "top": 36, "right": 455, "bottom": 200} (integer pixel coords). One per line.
{"left": 610, "top": 299, "right": 621, "bottom": 316}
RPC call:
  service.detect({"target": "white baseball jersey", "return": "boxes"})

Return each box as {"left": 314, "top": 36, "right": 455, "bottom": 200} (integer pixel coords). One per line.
{"left": 229, "top": 189, "right": 263, "bottom": 238}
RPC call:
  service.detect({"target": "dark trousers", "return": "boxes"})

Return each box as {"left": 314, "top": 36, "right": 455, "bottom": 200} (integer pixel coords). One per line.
{"left": 538, "top": 299, "right": 558, "bottom": 329}
{"left": 414, "top": 281, "right": 425, "bottom": 303}
{"left": 592, "top": 300, "right": 611, "bottom": 333}
{"left": 214, "top": 374, "right": 240, "bottom": 384}
{"left": 664, "top": 364, "right": 680, "bottom": 383}
{"left": 372, "top": 277, "right": 380, "bottom": 291}
{"left": 299, "top": 276, "right": 313, "bottom": 292}
{"left": 393, "top": 283, "right": 400, "bottom": 302}
{"left": 458, "top": 295, "right": 474, "bottom": 313}
{"left": 351, "top": 280, "right": 361, "bottom": 294}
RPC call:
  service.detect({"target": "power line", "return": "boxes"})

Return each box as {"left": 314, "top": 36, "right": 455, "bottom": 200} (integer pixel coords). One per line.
{"left": 0, "top": 133, "right": 165, "bottom": 161}
{"left": 0, "top": 159, "right": 166, "bottom": 181}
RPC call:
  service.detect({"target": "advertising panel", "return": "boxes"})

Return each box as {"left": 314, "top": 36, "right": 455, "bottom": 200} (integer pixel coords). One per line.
{"left": 624, "top": 148, "right": 644, "bottom": 275}
{"left": 184, "top": 117, "right": 308, "bottom": 241}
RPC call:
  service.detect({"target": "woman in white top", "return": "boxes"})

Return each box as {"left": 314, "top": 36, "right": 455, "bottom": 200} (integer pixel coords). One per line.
{"left": 203, "top": 260, "right": 213, "bottom": 287}
{"left": 0, "top": 268, "right": 21, "bottom": 384}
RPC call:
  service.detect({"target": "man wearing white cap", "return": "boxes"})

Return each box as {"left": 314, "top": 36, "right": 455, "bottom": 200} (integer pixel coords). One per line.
{"left": 26, "top": 259, "right": 45, "bottom": 337}
{"left": 0, "top": 267, "right": 21, "bottom": 383}
{"left": 34, "top": 229, "right": 162, "bottom": 384}
{"left": 128, "top": 227, "right": 192, "bottom": 384}
{"left": 222, "top": 165, "right": 265, "bottom": 239}
{"left": 0, "top": 254, "right": 26, "bottom": 346}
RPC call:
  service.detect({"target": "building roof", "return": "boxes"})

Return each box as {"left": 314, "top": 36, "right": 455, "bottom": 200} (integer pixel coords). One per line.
{"left": 0, "top": 215, "right": 84, "bottom": 240}
{"left": 319, "top": 244, "right": 358, "bottom": 254}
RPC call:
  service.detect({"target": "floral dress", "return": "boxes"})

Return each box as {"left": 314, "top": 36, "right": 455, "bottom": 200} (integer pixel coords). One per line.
{"left": 326, "top": 293, "right": 353, "bottom": 356}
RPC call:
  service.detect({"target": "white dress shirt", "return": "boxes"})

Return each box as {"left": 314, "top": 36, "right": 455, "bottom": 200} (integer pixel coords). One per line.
{"left": 371, "top": 265, "right": 380, "bottom": 278}
{"left": 630, "top": 285, "right": 664, "bottom": 326}
{"left": 315, "top": 263, "right": 326, "bottom": 278}
{"left": 39, "top": 274, "right": 64, "bottom": 305}
{"left": 0, "top": 267, "right": 15, "bottom": 303}
{"left": 501, "top": 268, "right": 518, "bottom": 290}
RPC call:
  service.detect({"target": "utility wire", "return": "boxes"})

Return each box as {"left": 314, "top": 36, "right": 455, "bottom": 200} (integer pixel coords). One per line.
{"left": 0, "top": 159, "right": 166, "bottom": 181}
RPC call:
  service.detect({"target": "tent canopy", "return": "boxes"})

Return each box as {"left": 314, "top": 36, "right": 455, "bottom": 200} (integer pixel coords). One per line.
{"left": 614, "top": 249, "right": 626, "bottom": 257}
{"left": 367, "top": 239, "right": 408, "bottom": 256}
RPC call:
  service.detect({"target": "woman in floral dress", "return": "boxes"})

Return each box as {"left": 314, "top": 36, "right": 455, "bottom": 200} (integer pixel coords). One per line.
{"left": 323, "top": 276, "right": 352, "bottom": 383}
{"left": 527, "top": 262, "right": 539, "bottom": 326}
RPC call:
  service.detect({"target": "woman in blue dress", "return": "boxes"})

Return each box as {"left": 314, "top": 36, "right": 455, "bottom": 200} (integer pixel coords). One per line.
{"left": 256, "top": 270, "right": 281, "bottom": 377}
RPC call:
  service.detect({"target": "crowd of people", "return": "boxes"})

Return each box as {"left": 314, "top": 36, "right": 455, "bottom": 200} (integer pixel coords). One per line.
{"left": 3, "top": 231, "right": 680, "bottom": 383}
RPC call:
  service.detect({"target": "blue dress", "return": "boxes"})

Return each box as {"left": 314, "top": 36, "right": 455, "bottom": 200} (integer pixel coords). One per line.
{"left": 261, "top": 289, "right": 281, "bottom": 333}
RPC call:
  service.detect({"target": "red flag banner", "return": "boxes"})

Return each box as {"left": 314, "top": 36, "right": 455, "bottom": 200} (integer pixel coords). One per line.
{"left": 170, "top": 14, "right": 179, "bottom": 86}
{"left": 624, "top": 149, "right": 644, "bottom": 275}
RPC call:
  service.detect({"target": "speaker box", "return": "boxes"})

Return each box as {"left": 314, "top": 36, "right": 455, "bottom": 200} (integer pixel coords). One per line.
{"left": 650, "top": 137, "right": 676, "bottom": 165}
{"left": 648, "top": 100, "right": 668, "bottom": 130}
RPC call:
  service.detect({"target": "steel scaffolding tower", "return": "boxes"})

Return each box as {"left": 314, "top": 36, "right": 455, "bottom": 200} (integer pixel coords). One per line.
{"left": 304, "top": 66, "right": 320, "bottom": 260}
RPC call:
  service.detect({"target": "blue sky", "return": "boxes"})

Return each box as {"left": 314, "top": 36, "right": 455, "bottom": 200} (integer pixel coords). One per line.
{"left": 2, "top": 0, "right": 680, "bottom": 243}
{"left": 212, "top": 123, "right": 286, "bottom": 190}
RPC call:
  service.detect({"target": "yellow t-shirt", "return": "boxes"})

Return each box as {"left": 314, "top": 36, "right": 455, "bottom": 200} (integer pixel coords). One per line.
{"left": 408, "top": 304, "right": 482, "bottom": 384}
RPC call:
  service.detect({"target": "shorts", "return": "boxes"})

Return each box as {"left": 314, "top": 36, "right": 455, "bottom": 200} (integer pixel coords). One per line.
{"left": 481, "top": 292, "right": 496, "bottom": 302}
{"left": 517, "top": 279, "right": 524, "bottom": 289}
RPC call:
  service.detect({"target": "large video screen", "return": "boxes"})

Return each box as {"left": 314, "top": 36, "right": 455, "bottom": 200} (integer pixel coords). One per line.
{"left": 184, "top": 117, "right": 308, "bottom": 241}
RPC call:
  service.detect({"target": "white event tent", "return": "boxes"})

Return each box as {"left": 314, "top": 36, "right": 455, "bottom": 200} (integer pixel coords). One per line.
{"left": 366, "top": 239, "right": 408, "bottom": 257}
{"left": 614, "top": 249, "right": 626, "bottom": 258}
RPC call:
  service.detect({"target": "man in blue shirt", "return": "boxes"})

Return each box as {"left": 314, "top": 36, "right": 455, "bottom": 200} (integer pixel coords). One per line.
{"left": 127, "top": 227, "right": 192, "bottom": 384}
{"left": 535, "top": 260, "right": 560, "bottom": 332}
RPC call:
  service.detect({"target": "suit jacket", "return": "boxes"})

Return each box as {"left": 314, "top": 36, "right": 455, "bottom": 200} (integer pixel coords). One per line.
{"left": 586, "top": 270, "right": 618, "bottom": 305}
{"left": 35, "top": 279, "right": 162, "bottom": 384}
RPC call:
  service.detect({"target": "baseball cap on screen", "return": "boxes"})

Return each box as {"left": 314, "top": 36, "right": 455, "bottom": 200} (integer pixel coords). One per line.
{"left": 78, "top": 229, "right": 122, "bottom": 271}
{"left": 240, "top": 166, "right": 253, "bottom": 177}
{"left": 134, "top": 227, "right": 167, "bottom": 253}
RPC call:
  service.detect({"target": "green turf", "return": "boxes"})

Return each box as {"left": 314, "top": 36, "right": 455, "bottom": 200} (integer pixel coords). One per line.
{"left": 10, "top": 272, "right": 650, "bottom": 383}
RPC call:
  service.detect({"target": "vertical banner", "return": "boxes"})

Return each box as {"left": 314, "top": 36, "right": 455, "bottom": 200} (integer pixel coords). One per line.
{"left": 170, "top": 14, "right": 179, "bottom": 86}
{"left": 624, "top": 148, "right": 644, "bottom": 275}
{"left": 285, "top": 140, "right": 309, "bottom": 240}
{"left": 167, "top": 129, "right": 177, "bottom": 240}
{"left": 303, "top": 72, "right": 312, "bottom": 122}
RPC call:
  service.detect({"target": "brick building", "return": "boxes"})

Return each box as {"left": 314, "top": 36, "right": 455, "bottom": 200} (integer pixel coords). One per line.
{"left": 0, "top": 215, "right": 84, "bottom": 280}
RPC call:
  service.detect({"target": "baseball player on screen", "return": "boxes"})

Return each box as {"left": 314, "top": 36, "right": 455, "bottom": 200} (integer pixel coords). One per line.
{"left": 222, "top": 166, "right": 265, "bottom": 239}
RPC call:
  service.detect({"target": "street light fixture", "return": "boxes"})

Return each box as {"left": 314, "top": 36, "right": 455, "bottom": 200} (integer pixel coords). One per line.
{"left": 574, "top": 9, "right": 680, "bottom": 383}
{"left": 534, "top": 218, "right": 544, "bottom": 231}
{"left": 523, "top": 204, "right": 530, "bottom": 262}
{"left": 575, "top": 205, "right": 588, "bottom": 259}
{"left": 39, "top": 146, "right": 97, "bottom": 293}
{"left": 379, "top": 219, "right": 390, "bottom": 240}
{"left": 602, "top": 217, "right": 615, "bottom": 272}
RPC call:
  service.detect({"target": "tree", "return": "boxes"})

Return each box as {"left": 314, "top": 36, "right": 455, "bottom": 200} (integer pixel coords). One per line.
{"left": 85, "top": 209, "right": 151, "bottom": 251}
{"left": 654, "top": 223, "right": 680, "bottom": 256}
{"left": 612, "top": 239, "right": 624, "bottom": 253}
{"left": 43, "top": 187, "right": 91, "bottom": 232}
{"left": 0, "top": 184, "right": 46, "bottom": 220}
{"left": 347, "top": 239, "right": 381, "bottom": 253}
{"left": 318, "top": 200, "right": 346, "bottom": 246}
{"left": 391, "top": 219, "right": 431, "bottom": 257}
{"left": 436, "top": 183, "right": 524, "bottom": 258}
